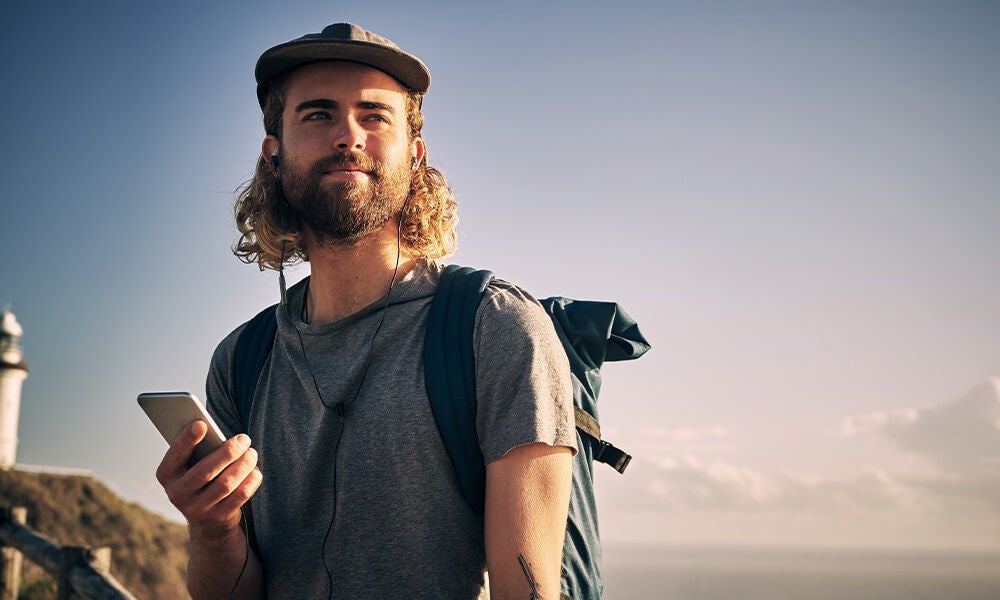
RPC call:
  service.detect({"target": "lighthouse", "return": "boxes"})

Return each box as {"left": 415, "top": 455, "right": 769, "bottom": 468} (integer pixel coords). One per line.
{"left": 0, "top": 308, "right": 27, "bottom": 469}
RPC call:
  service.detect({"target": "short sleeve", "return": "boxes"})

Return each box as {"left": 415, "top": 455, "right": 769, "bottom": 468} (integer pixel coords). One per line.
{"left": 205, "top": 325, "right": 246, "bottom": 440}
{"left": 474, "top": 280, "right": 577, "bottom": 464}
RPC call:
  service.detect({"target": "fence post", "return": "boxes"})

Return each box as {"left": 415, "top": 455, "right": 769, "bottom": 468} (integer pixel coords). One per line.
{"left": 57, "top": 546, "right": 89, "bottom": 600}
{"left": 0, "top": 507, "right": 27, "bottom": 600}
{"left": 91, "top": 546, "right": 112, "bottom": 574}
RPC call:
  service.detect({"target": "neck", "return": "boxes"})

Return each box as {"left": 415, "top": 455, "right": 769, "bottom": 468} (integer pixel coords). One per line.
{"left": 299, "top": 219, "right": 419, "bottom": 325}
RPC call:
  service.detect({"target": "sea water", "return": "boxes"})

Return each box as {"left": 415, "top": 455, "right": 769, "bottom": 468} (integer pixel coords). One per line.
{"left": 601, "top": 545, "right": 1000, "bottom": 599}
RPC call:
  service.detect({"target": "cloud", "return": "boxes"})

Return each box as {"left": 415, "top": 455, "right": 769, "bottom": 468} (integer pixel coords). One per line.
{"left": 641, "top": 454, "right": 781, "bottom": 510}
{"left": 777, "top": 467, "right": 936, "bottom": 514}
{"left": 588, "top": 381, "right": 1000, "bottom": 551}
{"left": 636, "top": 426, "right": 729, "bottom": 442}
{"left": 840, "top": 408, "right": 919, "bottom": 437}
{"left": 597, "top": 381, "right": 1000, "bottom": 547}
{"left": 841, "top": 378, "right": 1000, "bottom": 470}
{"left": 606, "top": 380, "right": 1000, "bottom": 520}
{"left": 610, "top": 455, "right": 929, "bottom": 516}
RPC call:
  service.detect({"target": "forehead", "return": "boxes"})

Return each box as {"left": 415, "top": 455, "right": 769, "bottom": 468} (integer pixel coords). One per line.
{"left": 283, "top": 60, "right": 408, "bottom": 108}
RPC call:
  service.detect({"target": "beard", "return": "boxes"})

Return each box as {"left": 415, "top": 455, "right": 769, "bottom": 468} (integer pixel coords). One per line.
{"left": 278, "top": 149, "right": 411, "bottom": 246}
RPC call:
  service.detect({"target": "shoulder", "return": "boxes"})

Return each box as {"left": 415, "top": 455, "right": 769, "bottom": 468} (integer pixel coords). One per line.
{"left": 207, "top": 303, "right": 281, "bottom": 382}
{"left": 209, "top": 319, "right": 250, "bottom": 373}
{"left": 204, "top": 308, "right": 274, "bottom": 435}
{"left": 206, "top": 301, "right": 279, "bottom": 394}
{"left": 204, "top": 321, "right": 248, "bottom": 414}
{"left": 475, "top": 278, "right": 554, "bottom": 343}
{"left": 472, "top": 275, "right": 568, "bottom": 384}
{"left": 470, "top": 276, "right": 577, "bottom": 463}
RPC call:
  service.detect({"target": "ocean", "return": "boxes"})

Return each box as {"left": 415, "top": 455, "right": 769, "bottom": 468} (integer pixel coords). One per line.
{"left": 601, "top": 545, "right": 1000, "bottom": 599}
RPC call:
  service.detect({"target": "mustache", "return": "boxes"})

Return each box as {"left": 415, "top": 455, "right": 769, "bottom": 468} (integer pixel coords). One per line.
{"left": 310, "top": 151, "right": 379, "bottom": 177}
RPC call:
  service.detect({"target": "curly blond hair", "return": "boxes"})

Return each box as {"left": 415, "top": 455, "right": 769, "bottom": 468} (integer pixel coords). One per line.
{"left": 233, "top": 73, "right": 458, "bottom": 271}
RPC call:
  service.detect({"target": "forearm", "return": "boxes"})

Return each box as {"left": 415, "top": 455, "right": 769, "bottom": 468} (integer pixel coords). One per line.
{"left": 156, "top": 423, "right": 265, "bottom": 598}
{"left": 487, "top": 541, "right": 565, "bottom": 600}
{"left": 187, "top": 524, "right": 265, "bottom": 600}
{"left": 485, "top": 443, "right": 573, "bottom": 600}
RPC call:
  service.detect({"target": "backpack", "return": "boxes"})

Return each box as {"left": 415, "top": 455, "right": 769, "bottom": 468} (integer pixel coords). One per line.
{"left": 231, "top": 264, "right": 651, "bottom": 600}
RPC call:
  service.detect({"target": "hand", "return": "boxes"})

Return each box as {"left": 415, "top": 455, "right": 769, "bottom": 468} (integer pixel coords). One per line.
{"left": 156, "top": 421, "right": 262, "bottom": 538}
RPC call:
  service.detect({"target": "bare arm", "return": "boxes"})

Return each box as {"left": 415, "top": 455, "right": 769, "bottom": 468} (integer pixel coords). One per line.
{"left": 156, "top": 421, "right": 265, "bottom": 599}
{"left": 485, "top": 442, "right": 573, "bottom": 600}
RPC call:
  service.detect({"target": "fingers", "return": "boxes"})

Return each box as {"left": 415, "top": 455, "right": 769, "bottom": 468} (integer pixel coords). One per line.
{"left": 156, "top": 424, "right": 263, "bottom": 532}
{"left": 181, "top": 454, "right": 261, "bottom": 532}
{"left": 213, "top": 464, "right": 264, "bottom": 517}
{"left": 156, "top": 420, "right": 207, "bottom": 486}
{"left": 186, "top": 463, "right": 263, "bottom": 538}
{"left": 181, "top": 433, "right": 253, "bottom": 493}
{"left": 192, "top": 447, "right": 260, "bottom": 511}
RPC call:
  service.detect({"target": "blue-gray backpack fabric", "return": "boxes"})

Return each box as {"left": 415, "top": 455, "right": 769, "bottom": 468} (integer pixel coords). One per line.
{"left": 424, "top": 265, "right": 651, "bottom": 600}
{"left": 234, "top": 305, "right": 278, "bottom": 425}
{"left": 232, "top": 264, "right": 652, "bottom": 600}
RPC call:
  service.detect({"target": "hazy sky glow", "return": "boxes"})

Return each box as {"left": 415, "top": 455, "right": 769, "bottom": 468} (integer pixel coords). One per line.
{"left": 2, "top": 1, "right": 999, "bottom": 551}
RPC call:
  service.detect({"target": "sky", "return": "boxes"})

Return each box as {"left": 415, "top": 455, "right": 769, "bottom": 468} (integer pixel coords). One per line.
{"left": 2, "top": 0, "right": 999, "bottom": 551}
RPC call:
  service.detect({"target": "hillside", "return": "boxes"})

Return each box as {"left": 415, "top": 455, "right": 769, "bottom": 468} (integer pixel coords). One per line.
{"left": 0, "top": 469, "right": 188, "bottom": 599}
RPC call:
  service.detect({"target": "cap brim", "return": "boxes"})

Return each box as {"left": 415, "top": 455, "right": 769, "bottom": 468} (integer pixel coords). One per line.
{"left": 255, "top": 39, "right": 430, "bottom": 108}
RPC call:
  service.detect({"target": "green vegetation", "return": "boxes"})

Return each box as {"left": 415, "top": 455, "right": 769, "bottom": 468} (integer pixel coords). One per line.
{"left": 0, "top": 469, "right": 188, "bottom": 599}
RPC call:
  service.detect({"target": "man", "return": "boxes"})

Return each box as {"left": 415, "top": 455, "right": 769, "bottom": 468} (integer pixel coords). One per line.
{"left": 155, "top": 23, "right": 577, "bottom": 599}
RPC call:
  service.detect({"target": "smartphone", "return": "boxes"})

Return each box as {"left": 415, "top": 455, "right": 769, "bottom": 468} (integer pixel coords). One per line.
{"left": 138, "top": 391, "right": 227, "bottom": 466}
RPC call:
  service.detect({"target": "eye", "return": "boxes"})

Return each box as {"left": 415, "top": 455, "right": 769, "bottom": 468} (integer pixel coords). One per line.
{"left": 364, "top": 114, "right": 390, "bottom": 124}
{"left": 304, "top": 111, "right": 332, "bottom": 121}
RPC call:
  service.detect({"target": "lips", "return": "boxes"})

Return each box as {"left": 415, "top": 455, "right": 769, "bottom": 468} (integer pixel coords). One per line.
{"left": 323, "top": 164, "right": 367, "bottom": 174}
{"left": 312, "top": 152, "right": 379, "bottom": 181}
{"left": 321, "top": 164, "right": 372, "bottom": 182}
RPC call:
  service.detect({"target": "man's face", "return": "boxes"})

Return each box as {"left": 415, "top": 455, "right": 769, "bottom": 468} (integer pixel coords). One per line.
{"left": 265, "top": 61, "right": 423, "bottom": 245}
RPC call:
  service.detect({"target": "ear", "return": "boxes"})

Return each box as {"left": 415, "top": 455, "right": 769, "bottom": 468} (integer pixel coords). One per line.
{"left": 262, "top": 135, "right": 280, "bottom": 164}
{"left": 411, "top": 137, "right": 425, "bottom": 166}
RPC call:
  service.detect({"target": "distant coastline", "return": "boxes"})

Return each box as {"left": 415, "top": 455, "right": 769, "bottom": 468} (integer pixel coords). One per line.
{"left": 602, "top": 544, "right": 1000, "bottom": 600}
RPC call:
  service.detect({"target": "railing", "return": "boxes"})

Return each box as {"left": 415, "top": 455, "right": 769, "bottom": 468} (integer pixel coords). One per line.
{"left": 0, "top": 507, "right": 137, "bottom": 600}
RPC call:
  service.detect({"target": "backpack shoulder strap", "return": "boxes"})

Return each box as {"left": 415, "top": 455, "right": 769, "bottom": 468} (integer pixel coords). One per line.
{"left": 424, "top": 264, "right": 494, "bottom": 516}
{"left": 230, "top": 303, "right": 278, "bottom": 562}
{"left": 571, "top": 405, "right": 632, "bottom": 474}
{"left": 232, "top": 303, "right": 279, "bottom": 432}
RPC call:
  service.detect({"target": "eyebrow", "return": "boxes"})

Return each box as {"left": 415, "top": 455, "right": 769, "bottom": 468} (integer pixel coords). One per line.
{"left": 294, "top": 99, "right": 397, "bottom": 113}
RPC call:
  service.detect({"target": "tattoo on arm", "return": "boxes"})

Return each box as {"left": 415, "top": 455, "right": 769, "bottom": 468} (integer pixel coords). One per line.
{"left": 517, "top": 553, "right": 544, "bottom": 600}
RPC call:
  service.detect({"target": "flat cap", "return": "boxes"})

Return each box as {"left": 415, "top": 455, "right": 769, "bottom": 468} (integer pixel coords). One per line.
{"left": 255, "top": 23, "right": 431, "bottom": 108}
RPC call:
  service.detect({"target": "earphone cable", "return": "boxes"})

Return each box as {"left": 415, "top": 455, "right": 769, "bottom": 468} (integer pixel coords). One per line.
{"left": 302, "top": 204, "right": 408, "bottom": 600}
{"left": 321, "top": 409, "right": 345, "bottom": 598}
{"left": 228, "top": 510, "right": 251, "bottom": 599}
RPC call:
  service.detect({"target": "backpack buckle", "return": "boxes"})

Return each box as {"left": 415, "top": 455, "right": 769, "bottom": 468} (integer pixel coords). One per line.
{"left": 593, "top": 440, "right": 610, "bottom": 462}
{"left": 593, "top": 440, "right": 632, "bottom": 474}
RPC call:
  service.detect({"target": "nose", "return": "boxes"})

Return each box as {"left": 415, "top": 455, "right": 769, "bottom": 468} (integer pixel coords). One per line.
{"left": 333, "top": 117, "right": 365, "bottom": 152}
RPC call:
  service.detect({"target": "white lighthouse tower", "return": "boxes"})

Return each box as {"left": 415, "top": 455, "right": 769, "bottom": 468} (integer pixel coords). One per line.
{"left": 0, "top": 308, "right": 28, "bottom": 469}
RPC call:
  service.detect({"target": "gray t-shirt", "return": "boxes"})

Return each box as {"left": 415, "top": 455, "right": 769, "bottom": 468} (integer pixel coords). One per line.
{"left": 206, "top": 260, "right": 576, "bottom": 598}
